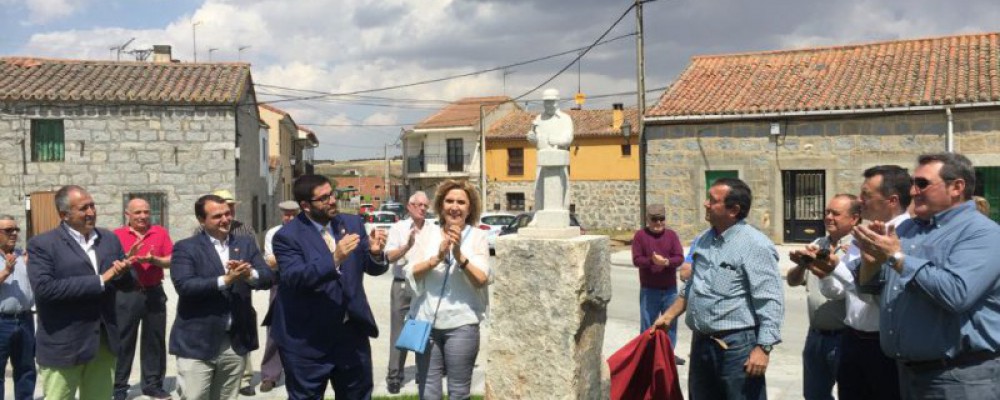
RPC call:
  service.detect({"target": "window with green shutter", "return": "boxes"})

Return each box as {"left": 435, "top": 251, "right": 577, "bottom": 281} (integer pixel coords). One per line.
{"left": 31, "top": 119, "right": 65, "bottom": 162}
{"left": 974, "top": 167, "right": 1000, "bottom": 223}
{"left": 705, "top": 170, "right": 739, "bottom": 194}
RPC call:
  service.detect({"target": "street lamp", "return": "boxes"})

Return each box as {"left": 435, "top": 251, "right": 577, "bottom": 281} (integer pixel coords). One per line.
{"left": 208, "top": 48, "right": 218, "bottom": 62}
{"left": 620, "top": 120, "right": 632, "bottom": 145}
{"left": 238, "top": 45, "right": 251, "bottom": 61}
{"left": 192, "top": 21, "right": 202, "bottom": 62}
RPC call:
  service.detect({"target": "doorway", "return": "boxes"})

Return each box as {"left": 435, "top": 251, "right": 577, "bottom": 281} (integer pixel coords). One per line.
{"left": 782, "top": 170, "right": 825, "bottom": 243}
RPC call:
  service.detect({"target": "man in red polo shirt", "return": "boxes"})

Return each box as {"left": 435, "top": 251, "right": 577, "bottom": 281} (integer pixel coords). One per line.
{"left": 112, "top": 198, "right": 173, "bottom": 400}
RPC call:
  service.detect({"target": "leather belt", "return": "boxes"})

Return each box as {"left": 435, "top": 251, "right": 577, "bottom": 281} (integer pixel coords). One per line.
{"left": 137, "top": 283, "right": 163, "bottom": 292}
{"left": 393, "top": 277, "right": 406, "bottom": 282}
{"left": 904, "top": 351, "right": 1000, "bottom": 373}
{"left": 810, "top": 328, "right": 844, "bottom": 337}
{"left": 846, "top": 327, "right": 880, "bottom": 340}
{"left": 0, "top": 311, "right": 33, "bottom": 319}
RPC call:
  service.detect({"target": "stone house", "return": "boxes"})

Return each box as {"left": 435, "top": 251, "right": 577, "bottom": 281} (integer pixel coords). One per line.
{"left": 644, "top": 32, "right": 1000, "bottom": 244}
{"left": 0, "top": 53, "right": 270, "bottom": 241}
{"left": 259, "top": 103, "right": 320, "bottom": 224}
{"left": 485, "top": 105, "right": 640, "bottom": 230}
{"left": 403, "top": 96, "right": 520, "bottom": 197}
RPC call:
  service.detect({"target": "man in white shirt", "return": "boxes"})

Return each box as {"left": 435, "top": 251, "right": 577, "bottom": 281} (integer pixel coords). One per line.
{"left": 383, "top": 191, "right": 432, "bottom": 394}
{"left": 257, "top": 200, "right": 299, "bottom": 393}
{"left": 801, "top": 165, "right": 910, "bottom": 400}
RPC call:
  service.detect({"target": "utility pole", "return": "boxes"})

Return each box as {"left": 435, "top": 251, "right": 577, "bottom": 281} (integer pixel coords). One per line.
{"left": 384, "top": 143, "right": 390, "bottom": 202}
{"left": 479, "top": 104, "right": 488, "bottom": 206}
{"left": 192, "top": 21, "right": 202, "bottom": 62}
{"left": 635, "top": 0, "right": 649, "bottom": 225}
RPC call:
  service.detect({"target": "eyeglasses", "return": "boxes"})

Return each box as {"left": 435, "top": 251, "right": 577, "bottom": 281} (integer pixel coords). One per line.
{"left": 649, "top": 216, "right": 666, "bottom": 222}
{"left": 409, "top": 202, "right": 429, "bottom": 208}
{"left": 0, "top": 228, "right": 20, "bottom": 234}
{"left": 911, "top": 177, "right": 952, "bottom": 190}
{"left": 310, "top": 193, "right": 334, "bottom": 203}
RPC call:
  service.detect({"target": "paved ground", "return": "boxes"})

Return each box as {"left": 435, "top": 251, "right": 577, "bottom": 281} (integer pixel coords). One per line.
{"left": 7, "top": 243, "right": 816, "bottom": 399}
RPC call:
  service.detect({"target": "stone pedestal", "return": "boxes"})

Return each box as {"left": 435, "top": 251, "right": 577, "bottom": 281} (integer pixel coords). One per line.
{"left": 486, "top": 234, "right": 611, "bottom": 400}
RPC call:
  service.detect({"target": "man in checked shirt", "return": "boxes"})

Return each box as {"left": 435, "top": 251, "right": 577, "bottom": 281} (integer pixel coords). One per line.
{"left": 655, "top": 177, "right": 784, "bottom": 400}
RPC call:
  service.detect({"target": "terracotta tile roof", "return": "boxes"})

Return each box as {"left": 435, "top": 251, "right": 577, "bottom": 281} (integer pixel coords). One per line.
{"left": 487, "top": 108, "right": 640, "bottom": 139}
{"left": 648, "top": 32, "right": 1000, "bottom": 118}
{"left": 415, "top": 96, "right": 511, "bottom": 129}
{"left": 259, "top": 103, "right": 289, "bottom": 116}
{"left": 0, "top": 57, "right": 252, "bottom": 106}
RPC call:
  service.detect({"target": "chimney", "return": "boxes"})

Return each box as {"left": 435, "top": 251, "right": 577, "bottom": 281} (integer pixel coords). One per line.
{"left": 152, "top": 45, "right": 172, "bottom": 63}
{"left": 612, "top": 103, "right": 624, "bottom": 131}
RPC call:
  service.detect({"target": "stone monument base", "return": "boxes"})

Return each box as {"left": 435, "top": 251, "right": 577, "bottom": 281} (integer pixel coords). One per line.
{"left": 486, "top": 234, "right": 611, "bottom": 399}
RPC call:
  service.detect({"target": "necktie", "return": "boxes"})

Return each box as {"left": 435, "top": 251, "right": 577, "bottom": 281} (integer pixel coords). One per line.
{"left": 321, "top": 229, "right": 336, "bottom": 253}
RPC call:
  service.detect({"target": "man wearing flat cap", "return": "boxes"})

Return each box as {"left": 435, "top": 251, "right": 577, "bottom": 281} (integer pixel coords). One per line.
{"left": 257, "top": 200, "right": 299, "bottom": 392}
{"left": 631, "top": 203, "right": 686, "bottom": 364}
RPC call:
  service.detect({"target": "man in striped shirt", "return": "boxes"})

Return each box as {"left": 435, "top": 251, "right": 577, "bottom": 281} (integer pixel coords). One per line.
{"left": 655, "top": 177, "right": 784, "bottom": 400}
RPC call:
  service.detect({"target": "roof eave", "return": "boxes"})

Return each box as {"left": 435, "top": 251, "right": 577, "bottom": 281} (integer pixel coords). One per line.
{"left": 644, "top": 101, "right": 1000, "bottom": 124}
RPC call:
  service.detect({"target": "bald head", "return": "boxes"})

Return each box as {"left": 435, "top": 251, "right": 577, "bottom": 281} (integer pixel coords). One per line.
{"left": 126, "top": 198, "right": 152, "bottom": 233}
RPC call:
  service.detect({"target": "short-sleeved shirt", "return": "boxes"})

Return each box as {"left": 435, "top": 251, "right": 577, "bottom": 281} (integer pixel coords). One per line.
{"left": 385, "top": 218, "right": 437, "bottom": 280}
{"left": 0, "top": 249, "right": 33, "bottom": 314}
{"left": 114, "top": 225, "right": 174, "bottom": 288}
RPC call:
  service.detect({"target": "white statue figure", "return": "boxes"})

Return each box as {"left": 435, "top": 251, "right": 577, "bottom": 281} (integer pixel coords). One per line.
{"left": 525, "top": 88, "right": 574, "bottom": 231}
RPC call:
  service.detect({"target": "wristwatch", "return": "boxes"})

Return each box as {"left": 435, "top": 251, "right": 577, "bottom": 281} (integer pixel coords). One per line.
{"left": 759, "top": 344, "right": 773, "bottom": 355}
{"left": 887, "top": 251, "right": 905, "bottom": 267}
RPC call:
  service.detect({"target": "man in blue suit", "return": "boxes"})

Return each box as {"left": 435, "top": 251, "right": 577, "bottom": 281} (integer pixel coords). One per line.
{"left": 27, "top": 185, "right": 135, "bottom": 400}
{"left": 271, "top": 174, "right": 388, "bottom": 399}
{"left": 169, "top": 194, "right": 275, "bottom": 400}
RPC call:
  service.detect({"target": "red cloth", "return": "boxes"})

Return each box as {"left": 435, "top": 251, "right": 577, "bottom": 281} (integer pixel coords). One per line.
{"left": 114, "top": 225, "right": 174, "bottom": 287}
{"left": 607, "top": 329, "right": 684, "bottom": 400}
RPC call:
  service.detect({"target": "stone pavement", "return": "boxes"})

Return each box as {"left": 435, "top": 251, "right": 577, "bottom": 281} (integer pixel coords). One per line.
{"left": 7, "top": 243, "right": 816, "bottom": 399}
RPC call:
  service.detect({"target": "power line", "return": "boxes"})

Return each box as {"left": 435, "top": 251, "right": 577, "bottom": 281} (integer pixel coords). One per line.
{"left": 257, "top": 32, "right": 636, "bottom": 105}
{"left": 513, "top": 3, "right": 636, "bottom": 101}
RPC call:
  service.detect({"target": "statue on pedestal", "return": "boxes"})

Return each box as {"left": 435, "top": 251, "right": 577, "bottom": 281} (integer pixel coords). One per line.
{"left": 525, "top": 88, "right": 574, "bottom": 232}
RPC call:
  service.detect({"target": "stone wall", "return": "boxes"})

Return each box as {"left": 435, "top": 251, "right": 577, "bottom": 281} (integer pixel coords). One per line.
{"left": 645, "top": 108, "right": 1000, "bottom": 243}
{"left": 487, "top": 180, "right": 639, "bottom": 231}
{"left": 0, "top": 101, "right": 268, "bottom": 244}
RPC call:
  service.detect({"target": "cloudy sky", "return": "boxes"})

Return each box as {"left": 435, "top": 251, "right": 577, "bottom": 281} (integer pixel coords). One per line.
{"left": 2, "top": 0, "right": 998, "bottom": 160}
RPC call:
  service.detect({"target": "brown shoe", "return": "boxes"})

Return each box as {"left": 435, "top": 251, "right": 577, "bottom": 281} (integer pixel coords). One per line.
{"left": 260, "top": 380, "right": 275, "bottom": 393}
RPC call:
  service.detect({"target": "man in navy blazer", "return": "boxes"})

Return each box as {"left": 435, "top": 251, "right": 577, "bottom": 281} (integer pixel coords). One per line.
{"left": 271, "top": 174, "right": 388, "bottom": 399}
{"left": 27, "top": 185, "right": 135, "bottom": 400}
{"left": 169, "top": 194, "right": 274, "bottom": 400}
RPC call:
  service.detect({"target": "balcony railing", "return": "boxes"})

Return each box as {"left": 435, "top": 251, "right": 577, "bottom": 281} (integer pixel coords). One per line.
{"left": 406, "top": 154, "right": 472, "bottom": 175}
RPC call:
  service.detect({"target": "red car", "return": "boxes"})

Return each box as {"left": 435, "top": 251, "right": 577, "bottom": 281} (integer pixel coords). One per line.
{"left": 358, "top": 203, "right": 376, "bottom": 216}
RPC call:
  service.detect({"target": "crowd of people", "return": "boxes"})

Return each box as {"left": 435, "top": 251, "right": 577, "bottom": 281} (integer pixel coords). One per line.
{"left": 2, "top": 151, "right": 999, "bottom": 400}
{"left": 639, "top": 152, "right": 1000, "bottom": 400}
{"left": 0, "top": 174, "right": 495, "bottom": 400}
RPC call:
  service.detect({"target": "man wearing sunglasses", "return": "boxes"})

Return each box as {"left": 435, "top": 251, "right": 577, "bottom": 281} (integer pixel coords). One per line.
{"left": 631, "top": 204, "right": 685, "bottom": 364}
{"left": 855, "top": 153, "right": 1000, "bottom": 398}
{"left": 0, "top": 216, "right": 35, "bottom": 399}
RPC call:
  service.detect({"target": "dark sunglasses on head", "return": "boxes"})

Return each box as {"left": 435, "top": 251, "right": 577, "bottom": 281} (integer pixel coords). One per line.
{"left": 0, "top": 228, "right": 20, "bottom": 234}
{"left": 649, "top": 216, "right": 666, "bottom": 222}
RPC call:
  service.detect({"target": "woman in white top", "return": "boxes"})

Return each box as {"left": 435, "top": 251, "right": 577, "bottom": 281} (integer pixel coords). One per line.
{"left": 405, "top": 179, "right": 492, "bottom": 400}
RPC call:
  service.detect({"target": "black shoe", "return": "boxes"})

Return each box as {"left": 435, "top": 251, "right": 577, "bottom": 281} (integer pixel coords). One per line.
{"left": 113, "top": 390, "right": 128, "bottom": 400}
{"left": 142, "top": 388, "right": 172, "bottom": 399}
{"left": 239, "top": 386, "right": 256, "bottom": 396}
{"left": 675, "top": 356, "right": 686, "bottom": 366}
{"left": 387, "top": 381, "right": 402, "bottom": 394}
{"left": 260, "top": 380, "right": 275, "bottom": 393}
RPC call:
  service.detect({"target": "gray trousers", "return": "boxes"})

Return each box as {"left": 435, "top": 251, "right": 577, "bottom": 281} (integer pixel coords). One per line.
{"left": 416, "top": 324, "right": 480, "bottom": 400}
{"left": 387, "top": 279, "right": 413, "bottom": 383}
{"left": 897, "top": 357, "right": 1000, "bottom": 400}
{"left": 176, "top": 336, "right": 245, "bottom": 400}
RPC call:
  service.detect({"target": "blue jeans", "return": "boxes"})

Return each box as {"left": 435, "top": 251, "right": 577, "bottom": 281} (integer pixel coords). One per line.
{"left": 689, "top": 329, "right": 766, "bottom": 400}
{"left": 0, "top": 315, "right": 36, "bottom": 400}
{"left": 802, "top": 329, "right": 842, "bottom": 400}
{"left": 640, "top": 287, "right": 678, "bottom": 347}
{"left": 898, "top": 357, "right": 1000, "bottom": 400}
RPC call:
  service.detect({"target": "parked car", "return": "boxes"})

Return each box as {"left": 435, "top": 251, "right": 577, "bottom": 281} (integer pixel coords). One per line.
{"left": 359, "top": 203, "right": 376, "bottom": 216}
{"left": 479, "top": 212, "right": 517, "bottom": 254}
{"left": 380, "top": 202, "right": 406, "bottom": 219}
{"left": 499, "top": 212, "right": 585, "bottom": 236}
{"left": 364, "top": 211, "right": 399, "bottom": 235}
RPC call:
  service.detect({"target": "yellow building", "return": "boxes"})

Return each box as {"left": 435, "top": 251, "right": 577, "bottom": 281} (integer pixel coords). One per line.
{"left": 485, "top": 106, "right": 640, "bottom": 230}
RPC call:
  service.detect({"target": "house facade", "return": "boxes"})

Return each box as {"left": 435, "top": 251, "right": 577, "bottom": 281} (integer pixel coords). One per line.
{"left": 643, "top": 32, "right": 1000, "bottom": 244}
{"left": 403, "top": 96, "right": 519, "bottom": 197}
{"left": 0, "top": 53, "right": 270, "bottom": 241}
{"left": 485, "top": 106, "right": 640, "bottom": 230}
